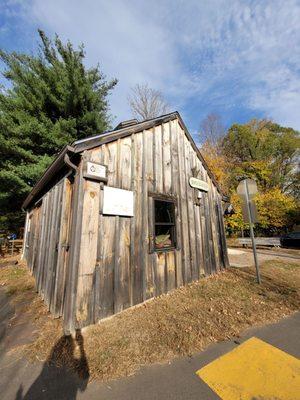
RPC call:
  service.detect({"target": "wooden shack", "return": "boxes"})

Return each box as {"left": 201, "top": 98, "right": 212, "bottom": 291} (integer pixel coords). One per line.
{"left": 22, "top": 112, "right": 229, "bottom": 333}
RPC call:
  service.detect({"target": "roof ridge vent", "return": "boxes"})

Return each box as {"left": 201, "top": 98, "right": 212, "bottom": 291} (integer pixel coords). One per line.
{"left": 114, "top": 119, "right": 138, "bottom": 130}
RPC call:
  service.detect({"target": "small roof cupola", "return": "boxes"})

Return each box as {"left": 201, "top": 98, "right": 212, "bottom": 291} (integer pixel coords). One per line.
{"left": 114, "top": 119, "right": 138, "bottom": 130}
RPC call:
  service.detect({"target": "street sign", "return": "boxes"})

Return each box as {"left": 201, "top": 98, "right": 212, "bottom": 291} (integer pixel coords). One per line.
{"left": 237, "top": 179, "right": 259, "bottom": 223}
{"left": 237, "top": 178, "right": 258, "bottom": 197}
{"left": 236, "top": 178, "right": 261, "bottom": 284}
{"left": 241, "top": 201, "right": 259, "bottom": 224}
{"left": 189, "top": 177, "right": 209, "bottom": 192}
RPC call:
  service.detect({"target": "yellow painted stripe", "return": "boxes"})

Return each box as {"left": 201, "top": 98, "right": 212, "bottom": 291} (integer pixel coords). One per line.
{"left": 196, "top": 337, "right": 300, "bottom": 400}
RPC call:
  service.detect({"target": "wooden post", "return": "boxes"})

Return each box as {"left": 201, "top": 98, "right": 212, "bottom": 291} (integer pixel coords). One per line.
{"left": 21, "top": 212, "right": 29, "bottom": 260}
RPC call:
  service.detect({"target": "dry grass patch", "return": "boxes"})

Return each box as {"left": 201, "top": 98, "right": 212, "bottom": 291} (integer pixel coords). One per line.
{"left": 1, "top": 255, "right": 298, "bottom": 381}
{"left": 0, "top": 255, "right": 53, "bottom": 342}
{"left": 23, "top": 260, "right": 300, "bottom": 382}
{"left": 0, "top": 255, "right": 35, "bottom": 299}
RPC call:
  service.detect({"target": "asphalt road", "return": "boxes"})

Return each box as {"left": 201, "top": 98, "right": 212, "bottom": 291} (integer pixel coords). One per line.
{"left": 1, "top": 311, "right": 299, "bottom": 400}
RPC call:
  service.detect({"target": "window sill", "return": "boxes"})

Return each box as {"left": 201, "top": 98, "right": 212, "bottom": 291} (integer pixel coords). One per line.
{"left": 154, "top": 246, "right": 176, "bottom": 253}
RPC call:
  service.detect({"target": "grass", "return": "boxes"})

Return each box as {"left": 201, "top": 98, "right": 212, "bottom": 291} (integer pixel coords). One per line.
{"left": 0, "top": 255, "right": 50, "bottom": 329}
{"left": 1, "top": 255, "right": 299, "bottom": 382}
{"left": 0, "top": 255, "right": 35, "bottom": 298}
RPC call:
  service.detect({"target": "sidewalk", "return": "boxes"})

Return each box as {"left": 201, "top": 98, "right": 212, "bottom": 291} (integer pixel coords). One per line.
{"left": 1, "top": 311, "right": 299, "bottom": 399}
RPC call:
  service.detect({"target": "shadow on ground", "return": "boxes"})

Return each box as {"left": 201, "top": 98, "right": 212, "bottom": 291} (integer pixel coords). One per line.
{"left": 15, "top": 330, "right": 90, "bottom": 400}
{"left": 0, "top": 289, "right": 14, "bottom": 348}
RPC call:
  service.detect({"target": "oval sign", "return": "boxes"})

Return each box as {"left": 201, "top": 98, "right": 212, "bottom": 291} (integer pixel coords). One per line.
{"left": 189, "top": 177, "right": 209, "bottom": 192}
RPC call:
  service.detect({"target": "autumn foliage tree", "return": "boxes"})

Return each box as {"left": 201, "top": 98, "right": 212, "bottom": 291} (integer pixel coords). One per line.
{"left": 199, "top": 115, "right": 300, "bottom": 236}
{"left": 199, "top": 114, "right": 231, "bottom": 191}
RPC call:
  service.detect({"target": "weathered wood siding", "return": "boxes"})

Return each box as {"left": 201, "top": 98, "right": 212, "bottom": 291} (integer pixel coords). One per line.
{"left": 74, "top": 118, "right": 229, "bottom": 329}
{"left": 24, "top": 116, "right": 229, "bottom": 332}
{"left": 24, "top": 177, "right": 73, "bottom": 318}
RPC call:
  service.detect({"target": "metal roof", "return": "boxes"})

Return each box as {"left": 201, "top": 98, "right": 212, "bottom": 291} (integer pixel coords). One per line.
{"left": 22, "top": 111, "right": 224, "bottom": 209}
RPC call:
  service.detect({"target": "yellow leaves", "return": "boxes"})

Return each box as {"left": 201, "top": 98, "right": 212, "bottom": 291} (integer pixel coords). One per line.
{"left": 200, "top": 142, "right": 230, "bottom": 191}
{"left": 200, "top": 119, "right": 299, "bottom": 235}
{"left": 225, "top": 188, "right": 299, "bottom": 233}
{"left": 225, "top": 193, "right": 244, "bottom": 233}
{"left": 256, "top": 187, "right": 298, "bottom": 228}
{"left": 243, "top": 160, "right": 273, "bottom": 185}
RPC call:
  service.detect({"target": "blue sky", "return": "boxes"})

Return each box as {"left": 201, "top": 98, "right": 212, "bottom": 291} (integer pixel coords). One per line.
{"left": 1, "top": 0, "right": 300, "bottom": 137}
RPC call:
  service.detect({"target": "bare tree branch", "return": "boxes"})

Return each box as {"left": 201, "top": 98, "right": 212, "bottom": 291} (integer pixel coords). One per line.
{"left": 128, "top": 83, "right": 169, "bottom": 121}
{"left": 199, "top": 113, "right": 225, "bottom": 145}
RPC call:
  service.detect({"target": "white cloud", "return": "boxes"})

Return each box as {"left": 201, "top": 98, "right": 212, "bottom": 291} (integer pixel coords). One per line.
{"left": 18, "top": 0, "right": 300, "bottom": 129}
{"left": 24, "top": 0, "right": 183, "bottom": 122}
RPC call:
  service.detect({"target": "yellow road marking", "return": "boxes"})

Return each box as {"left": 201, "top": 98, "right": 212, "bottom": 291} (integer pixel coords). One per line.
{"left": 196, "top": 337, "right": 300, "bottom": 400}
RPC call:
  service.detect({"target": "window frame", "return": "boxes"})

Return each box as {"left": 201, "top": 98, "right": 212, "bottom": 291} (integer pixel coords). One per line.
{"left": 149, "top": 193, "right": 178, "bottom": 253}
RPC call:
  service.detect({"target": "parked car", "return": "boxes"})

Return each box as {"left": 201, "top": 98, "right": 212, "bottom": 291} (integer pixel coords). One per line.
{"left": 280, "top": 232, "right": 300, "bottom": 248}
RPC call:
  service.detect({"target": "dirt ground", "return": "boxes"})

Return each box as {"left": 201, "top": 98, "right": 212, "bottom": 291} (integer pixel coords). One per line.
{"left": 1, "top": 251, "right": 299, "bottom": 383}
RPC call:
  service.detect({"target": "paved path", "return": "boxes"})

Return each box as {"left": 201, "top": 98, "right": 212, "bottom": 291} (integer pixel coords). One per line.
{"left": 1, "top": 312, "right": 299, "bottom": 400}
{"left": 228, "top": 247, "right": 300, "bottom": 267}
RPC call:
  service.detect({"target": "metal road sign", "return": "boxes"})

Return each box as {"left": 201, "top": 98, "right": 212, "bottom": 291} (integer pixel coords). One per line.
{"left": 237, "top": 179, "right": 259, "bottom": 223}
{"left": 236, "top": 178, "right": 261, "bottom": 284}
{"left": 237, "top": 178, "right": 258, "bottom": 197}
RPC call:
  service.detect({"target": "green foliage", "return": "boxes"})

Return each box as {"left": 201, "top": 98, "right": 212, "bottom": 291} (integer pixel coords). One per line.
{"left": 226, "top": 189, "right": 299, "bottom": 236}
{"left": 0, "top": 30, "right": 117, "bottom": 232}
{"left": 223, "top": 120, "right": 300, "bottom": 193}
{"left": 256, "top": 188, "right": 299, "bottom": 230}
{"left": 206, "top": 118, "right": 300, "bottom": 236}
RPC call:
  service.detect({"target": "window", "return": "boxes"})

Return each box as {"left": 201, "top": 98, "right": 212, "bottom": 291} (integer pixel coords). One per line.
{"left": 154, "top": 199, "right": 176, "bottom": 250}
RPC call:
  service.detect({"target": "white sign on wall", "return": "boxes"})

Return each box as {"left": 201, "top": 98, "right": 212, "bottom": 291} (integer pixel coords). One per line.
{"left": 102, "top": 186, "right": 134, "bottom": 217}
{"left": 83, "top": 161, "right": 107, "bottom": 181}
{"left": 189, "top": 177, "right": 209, "bottom": 192}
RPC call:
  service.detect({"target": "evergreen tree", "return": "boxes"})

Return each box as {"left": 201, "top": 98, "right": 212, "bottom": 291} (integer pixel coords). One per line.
{"left": 0, "top": 30, "right": 117, "bottom": 231}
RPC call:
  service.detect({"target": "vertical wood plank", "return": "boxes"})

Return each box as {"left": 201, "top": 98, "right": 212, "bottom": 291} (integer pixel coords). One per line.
{"left": 154, "top": 125, "right": 163, "bottom": 193}
{"left": 177, "top": 125, "right": 191, "bottom": 283}
{"left": 97, "top": 143, "right": 117, "bottom": 318}
{"left": 51, "top": 178, "right": 72, "bottom": 317}
{"left": 132, "top": 132, "right": 143, "bottom": 305}
{"left": 114, "top": 137, "right": 131, "bottom": 312}
{"left": 43, "top": 186, "right": 57, "bottom": 303}
{"left": 217, "top": 194, "right": 230, "bottom": 268}
{"left": 49, "top": 181, "right": 64, "bottom": 311}
{"left": 185, "top": 141, "right": 197, "bottom": 281}
{"left": 202, "top": 169, "right": 214, "bottom": 274}
{"left": 162, "top": 122, "right": 172, "bottom": 194}
{"left": 21, "top": 212, "right": 30, "bottom": 261}
{"left": 191, "top": 152, "right": 202, "bottom": 279}
{"left": 36, "top": 194, "right": 48, "bottom": 292}
{"left": 75, "top": 148, "right": 102, "bottom": 326}
{"left": 155, "top": 252, "right": 166, "bottom": 295}
{"left": 166, "top": 251, "right": 176, "bottom": 291}
{"left": 170, "top": 120, "right": 183, "bottom": 287}
{"left": 145, "top": 129, "right": 155, "bottom": 299}
{"left": 204, "top": 170, "right": 217, "bottom": 273}
{"left": 194, "top": 157, "right": 206, "bottom": 276}
{"left": 141, "top": 131, "right": 149, "bottom": 301}
{"left": 46, "top": 183, "right": 63, "bottom": 309}
{"left": 63, "top": 162, "right": 85, "bottom": 333}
